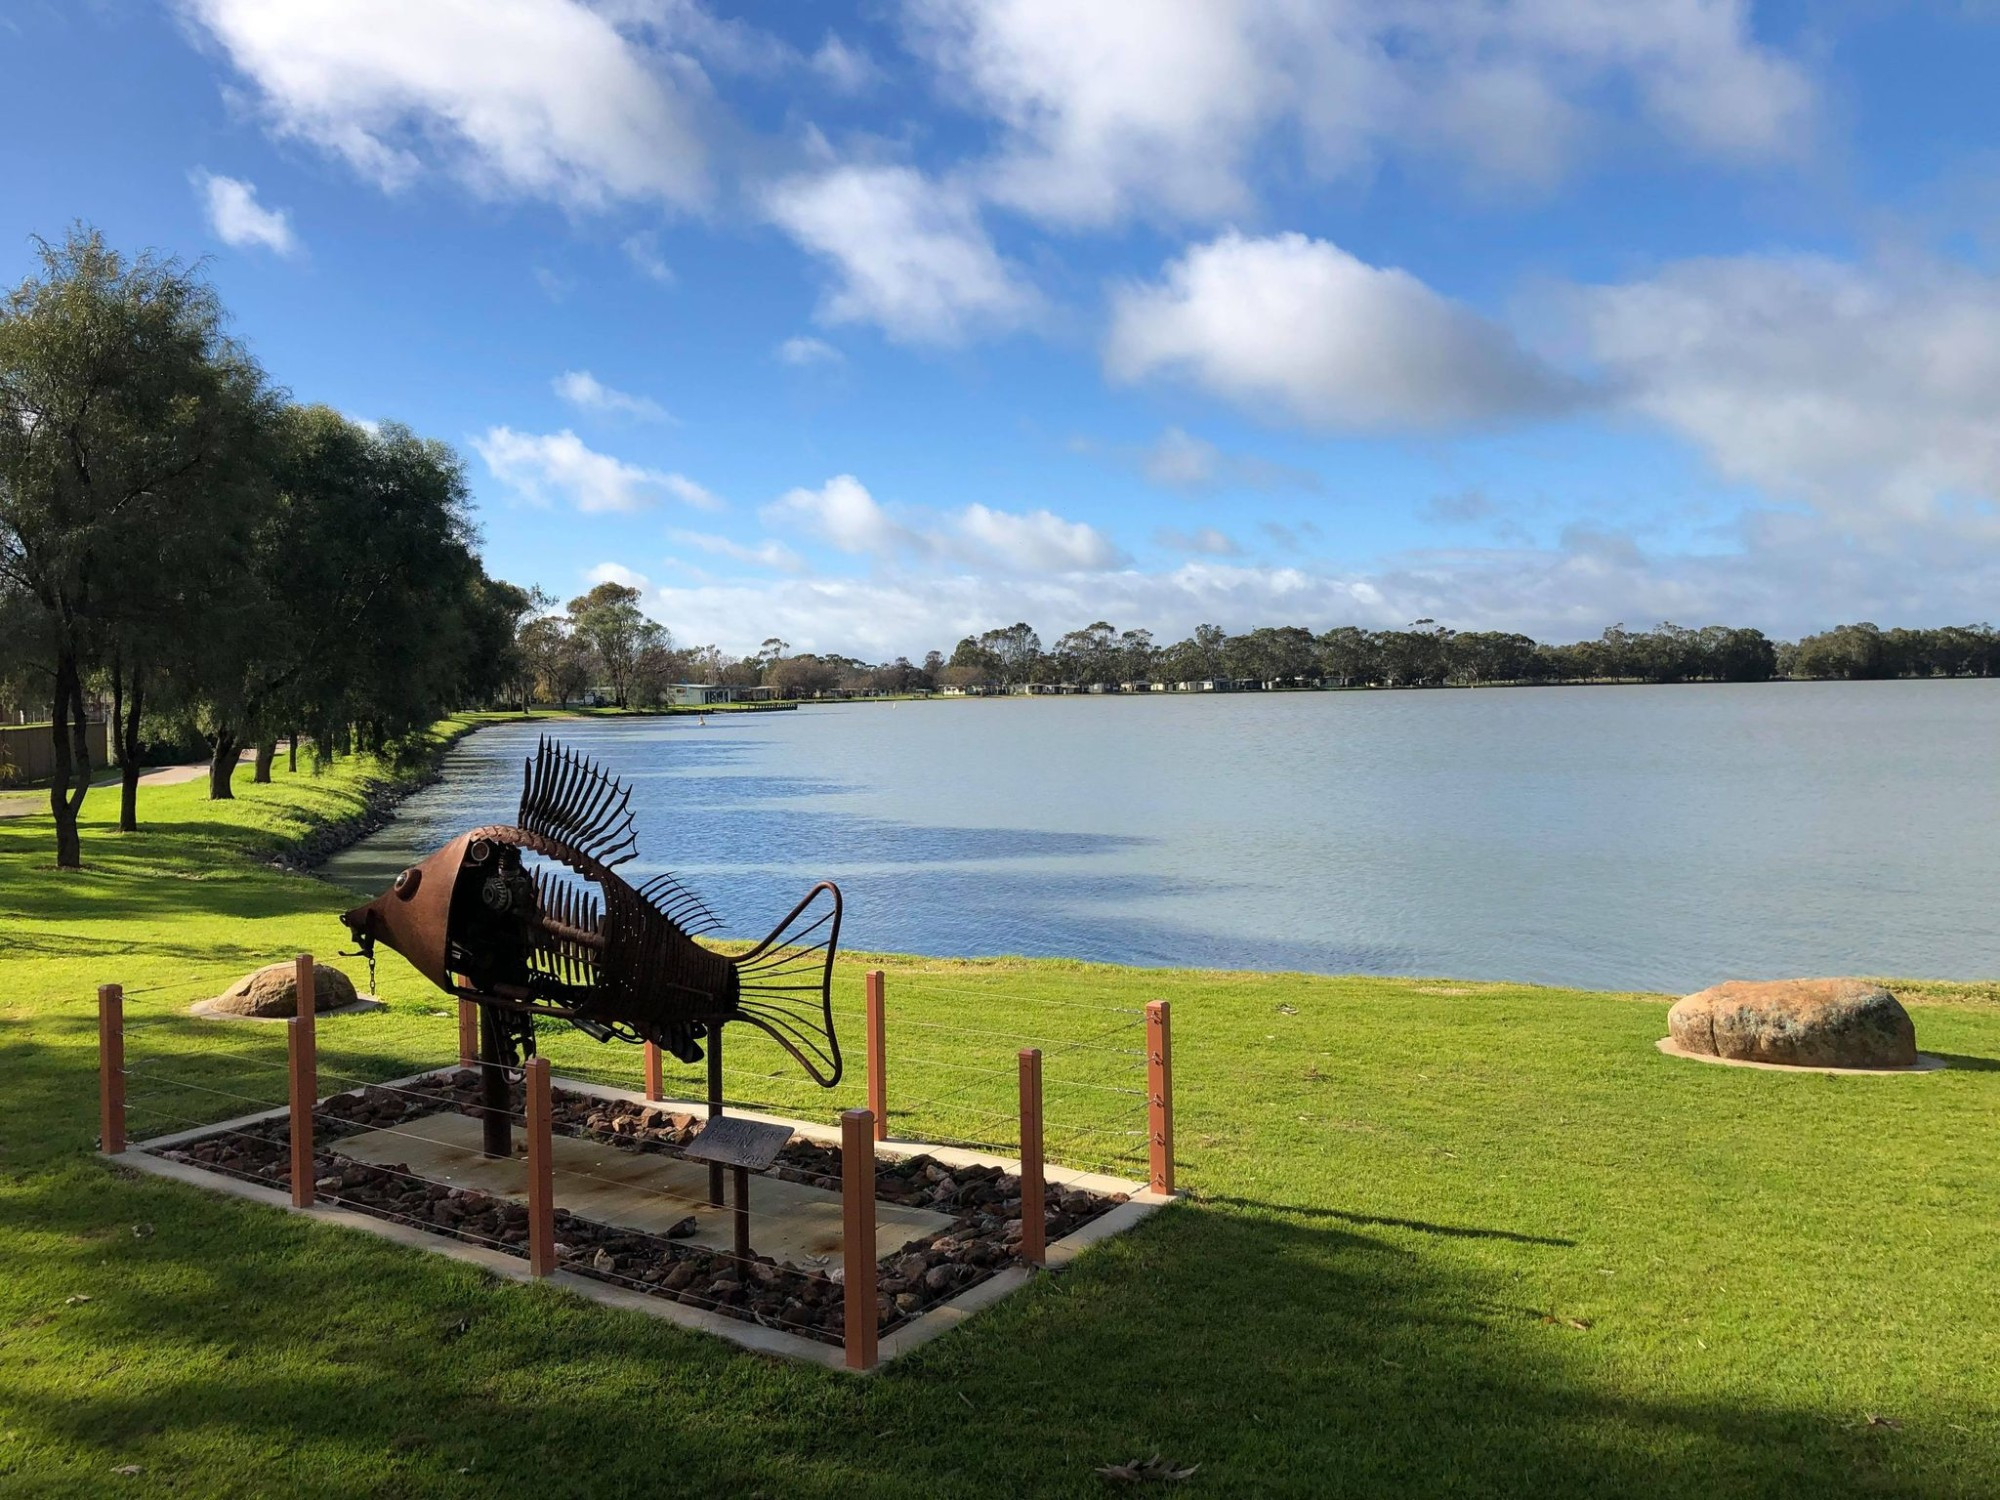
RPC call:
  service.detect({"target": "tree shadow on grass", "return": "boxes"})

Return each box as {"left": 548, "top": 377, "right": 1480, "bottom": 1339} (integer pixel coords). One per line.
{"left": 0, "top": 1166, "right": 1959, "bottom": 1498}
{"left": 1199, "top": 1193, "right": 1576, "bottom": 1246}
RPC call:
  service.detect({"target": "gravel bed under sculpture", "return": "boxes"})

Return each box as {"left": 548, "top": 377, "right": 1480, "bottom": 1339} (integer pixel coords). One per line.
{"left": 154, "top": 1070, "right": 1123, "bottom": 1345}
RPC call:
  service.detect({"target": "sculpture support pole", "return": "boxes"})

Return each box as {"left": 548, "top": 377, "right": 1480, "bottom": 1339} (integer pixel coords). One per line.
{"left": 1018, "top": 1048, "right": 1045, "bottom": 1266}
{"left": 732, "top": 1165, "right": 751, "bottom": 1261}
{"left": 866, "top": 969, "right": 888, "bottom": 1142}
{"left": 706, "top": 1026, "right": 725, "bottom": 1206}
{"left": 478, "top": 1003, "right": 512, "bottom": 1160}
{"left": 841, "top": 1107, "right": 878, "bottom": 1371}
{"left": 643, "top": 1041, "right": 663, "bottom": 1101}
{"left": 457, "top": 999, "right": 478, "bottom": 1069}
{"left": 98, "top": 983, "right": 125, "bottom": 1155}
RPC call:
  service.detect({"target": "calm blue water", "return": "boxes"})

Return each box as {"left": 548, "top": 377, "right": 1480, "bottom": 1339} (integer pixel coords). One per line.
{"left": 320, "top": 681, "right": 2000, "bottom": 993}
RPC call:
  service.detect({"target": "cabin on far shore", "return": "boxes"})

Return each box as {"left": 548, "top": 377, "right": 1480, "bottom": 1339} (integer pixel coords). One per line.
{"left": 667, "top": 683, "right": 778, "bottom": 707}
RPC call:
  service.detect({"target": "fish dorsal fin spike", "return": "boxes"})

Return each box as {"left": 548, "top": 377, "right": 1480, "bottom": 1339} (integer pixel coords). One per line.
{"left": 635, "top": 870, "right": 724, "bottom": 935}
{"left": 516, "top": 737, "right": 641, "bottom": 869}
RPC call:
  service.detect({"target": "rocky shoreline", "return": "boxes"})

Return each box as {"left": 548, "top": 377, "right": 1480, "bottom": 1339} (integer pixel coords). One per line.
{"left": 279, "top": 715, "right": 512, "bottom": 872}
{"left": 156, "top": 1072, "right": 1123, "bottom": 1346}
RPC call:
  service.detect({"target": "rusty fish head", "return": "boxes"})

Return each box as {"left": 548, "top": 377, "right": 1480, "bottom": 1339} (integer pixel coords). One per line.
{"left": 338, "top": 831, "right": 474, "bottom": 993}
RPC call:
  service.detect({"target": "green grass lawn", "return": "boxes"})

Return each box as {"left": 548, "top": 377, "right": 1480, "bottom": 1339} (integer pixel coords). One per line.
{"left": 2, "top": 728, "right": 1997, "bottom": 1497}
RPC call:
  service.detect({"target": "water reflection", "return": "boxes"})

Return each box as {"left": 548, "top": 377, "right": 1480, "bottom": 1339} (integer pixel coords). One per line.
{"left": 321, "top": 683, "right": 2000, "bottom": 992}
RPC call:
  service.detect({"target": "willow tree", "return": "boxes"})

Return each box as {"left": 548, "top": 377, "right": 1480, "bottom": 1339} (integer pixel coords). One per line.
{"left": 0, "top": 227, "right": 269, "bottom": 863}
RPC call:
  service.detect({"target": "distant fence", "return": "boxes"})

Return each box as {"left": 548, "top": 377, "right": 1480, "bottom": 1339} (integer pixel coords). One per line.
{"left": 0, "top": 721, "right": 109, "bottom": 784}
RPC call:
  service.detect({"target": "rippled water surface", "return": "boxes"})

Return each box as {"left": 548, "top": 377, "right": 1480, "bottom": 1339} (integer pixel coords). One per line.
{"left": 320, "top": 681, "right": 2000, "bottom": 992}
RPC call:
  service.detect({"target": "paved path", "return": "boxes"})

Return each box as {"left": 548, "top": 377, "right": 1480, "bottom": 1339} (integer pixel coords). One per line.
{"left": 0, "top": 760, "right": 209, "bottom": 819}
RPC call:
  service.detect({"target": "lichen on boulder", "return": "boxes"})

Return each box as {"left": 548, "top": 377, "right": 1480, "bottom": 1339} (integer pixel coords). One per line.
{"left": 195, "top": 961, "right": 361, "bottom": 1019}
{"left": 1668, "top": 978, "right": 1916, "bottom": 1069}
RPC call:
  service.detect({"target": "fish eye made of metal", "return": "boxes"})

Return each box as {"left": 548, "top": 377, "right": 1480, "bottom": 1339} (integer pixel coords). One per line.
{"left": 339, "top": 735, "right": 845, "bottom": 1096}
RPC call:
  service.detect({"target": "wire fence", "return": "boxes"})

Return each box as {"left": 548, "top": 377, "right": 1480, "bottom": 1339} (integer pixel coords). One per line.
{"left": 96, "top": 963, "right": 1174, "bottom": 1365}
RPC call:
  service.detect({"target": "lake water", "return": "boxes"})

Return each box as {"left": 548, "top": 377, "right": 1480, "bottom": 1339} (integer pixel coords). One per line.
{"left": 320, "top": 681, "right": 2000, "bottom": 994}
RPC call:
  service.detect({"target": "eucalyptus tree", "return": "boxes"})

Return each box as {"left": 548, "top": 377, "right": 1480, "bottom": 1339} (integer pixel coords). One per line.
{"left": 566, "top": 580, "right": 650, "bottom": 707}
{"left": 0, "top": 227, "right": 271, "bottom": 862}
{"left": 191, "top": 406, "right": 481, "bottom": 797}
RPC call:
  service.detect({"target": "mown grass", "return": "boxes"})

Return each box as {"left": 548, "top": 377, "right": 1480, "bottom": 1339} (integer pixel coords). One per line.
{"left": 1, "top": 726, "right": 1997, "bottom": 1497}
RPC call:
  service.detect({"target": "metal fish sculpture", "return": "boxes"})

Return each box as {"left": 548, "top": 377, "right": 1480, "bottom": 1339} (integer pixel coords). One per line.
{"left": 339, "top": 736, "right": 844, "bottom": 1102}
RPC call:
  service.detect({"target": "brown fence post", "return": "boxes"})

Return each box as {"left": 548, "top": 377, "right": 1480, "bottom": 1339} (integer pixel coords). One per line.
{"left": 288, "top": 953, "right": 317, "bottom": 1208}
{"left": 98, "top": 983, "right": 125, "bottom": 1155}
{"left": 526, "top": 1056, "right": 555, "bottom": 1276}
{"left": 865, "top": 969, "right": 888, "bottom": 1141}
{"left": 643, "top": 1041, "right": 663, "bottom": 1102}
{"left": 1018, "top": 1047, "right": 1045, "bottom": 1265}
{"left": 457, "top": 998, "right": 478, "bottom": 1069}
{"left": 841, "top": 1107, "right": 878, "bottom": 1371}
{"left": 1146, "top": 999, "right": 1173, "bottom": 1195}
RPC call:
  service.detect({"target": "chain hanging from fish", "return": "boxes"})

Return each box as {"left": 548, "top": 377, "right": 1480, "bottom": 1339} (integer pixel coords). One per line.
{"left": 339, "top": 735, "right": 844, "bottom": 1086}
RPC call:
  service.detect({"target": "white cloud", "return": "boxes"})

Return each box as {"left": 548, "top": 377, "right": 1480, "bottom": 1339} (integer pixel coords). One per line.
{"left": 1156, "top": 525, "right": 1242, "bottom": 557}
{"left": 776, "top": 335, "right": 844, "bottom": 367}
{"left": 763, "top": 163, "right": 1040, "bottom": 345}
{"left": 1574, "top": 252, "right": 2000, "bottom": 536}
{"left": 810, "top": 34, "right": 882, "bottom": 93}
{"left": 1136, "top": 426, "right": 1321, "bottom": 494}
{"left": 192, "top": 171, "right": 299, "bottom": 255}
{"left": 621, "top": 230, "right": 674, "bottom": 282}
{"left": 553, "top": 369, "right": 671, "bottom": 421}
{"left": 659, "top": 474, "right": 724, "bottom": 510}
{"left": 587, "top": 561, "right": 652, "bottom": 590}
{"left": 181, "top": 0, "right": 709, "bottom": 209}
{"left": 957, "top": 503, "right": 1125, "bottom": 571}
{"left": 1107, "top": 231, "right": 1577, "bottom": 430}
{"left": 670, "top": 528, "right": 807, "bottom": 573}
{"left": 473, "top": 427, "right": 719, "bottom": 513}
{"left": 760, "top": 474, "right": 1121, "bottom": 573}
{"left": 905, "top": 0, "right": 1814, "bottom": 226}
{"left": 762, "top": 474, "right": 925, "bottom": 556}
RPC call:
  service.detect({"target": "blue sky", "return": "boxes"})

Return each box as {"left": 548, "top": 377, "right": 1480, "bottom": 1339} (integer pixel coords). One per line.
{"left": 5, "top": 1, "right": 1999, "bottom": 658}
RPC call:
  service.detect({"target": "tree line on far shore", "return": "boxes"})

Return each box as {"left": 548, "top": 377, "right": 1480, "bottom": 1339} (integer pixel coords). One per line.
{"left": 601, "top": 618, "right": 1999, "bottom": 703}
{"left": 926, "top": 618, "right": 2000, "bottom": 690}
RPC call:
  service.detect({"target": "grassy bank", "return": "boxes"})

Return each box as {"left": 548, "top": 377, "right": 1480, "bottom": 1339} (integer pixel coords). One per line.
{"left": 1, "top": 730, "right": 1997, "bottom": 1497}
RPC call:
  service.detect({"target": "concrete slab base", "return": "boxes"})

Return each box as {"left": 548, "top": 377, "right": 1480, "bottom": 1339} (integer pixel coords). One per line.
{"left": 337, "top": 1110, "right": 956, "bottom": 1264}
{"left": 1655, "top": 1036, "right": 1947, "bottom": 1074}
{"left": 112, "top": 1068, "right": 1175, "bottom": 1371}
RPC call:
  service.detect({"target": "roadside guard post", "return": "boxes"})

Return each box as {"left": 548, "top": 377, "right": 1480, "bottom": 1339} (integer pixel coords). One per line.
{"left": 841, "top": 1107, "right": 878, "bottom": 1371}
{"left": 1147, "top": 999, "right": 1174, "bottom": 1195}
{"left": 1018, "top": 1048, "right": 1045, "bottom": 1264}
{"left": 866, "top": 969, "right": 888, "bottom": 1141}
{"left": 98, "top": 983, "right": 125, "bottom": 1155}
{"left": 526, "top": 1057, "right": 556, "bottom": 1275}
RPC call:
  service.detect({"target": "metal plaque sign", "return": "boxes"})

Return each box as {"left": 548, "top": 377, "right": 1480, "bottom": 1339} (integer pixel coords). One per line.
{"left": 680, "top": 1115, "right": 794, "bottom": 1170}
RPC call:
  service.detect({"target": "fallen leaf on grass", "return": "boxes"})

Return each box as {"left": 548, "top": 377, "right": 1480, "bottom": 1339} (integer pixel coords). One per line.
{"left": 1539, "top": 1311, "right": 1592, "bottom": 1330}
{"left": 1866, "top": 1415, "right": 1903, "bottom": 1430}
{"left": 64, "top": 1295, "right": 91, "bottom": 1306}
{"left": 1097, "top": 1454, "right": 1199, "bottom": 1484}
{"left": 112, "top": 1465, "right": 142, "bottom": 1476}
{"left": 131, "top": 1223, "right": 154, "bottom": 1239}
{"left": 1275, "top": 1004, "right": 1298, "bottom": 1015}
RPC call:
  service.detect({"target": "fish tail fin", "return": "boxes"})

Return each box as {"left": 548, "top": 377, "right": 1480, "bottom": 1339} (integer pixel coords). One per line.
{"left": 730, "top": 881, "right": 844, "bottom": 1086}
